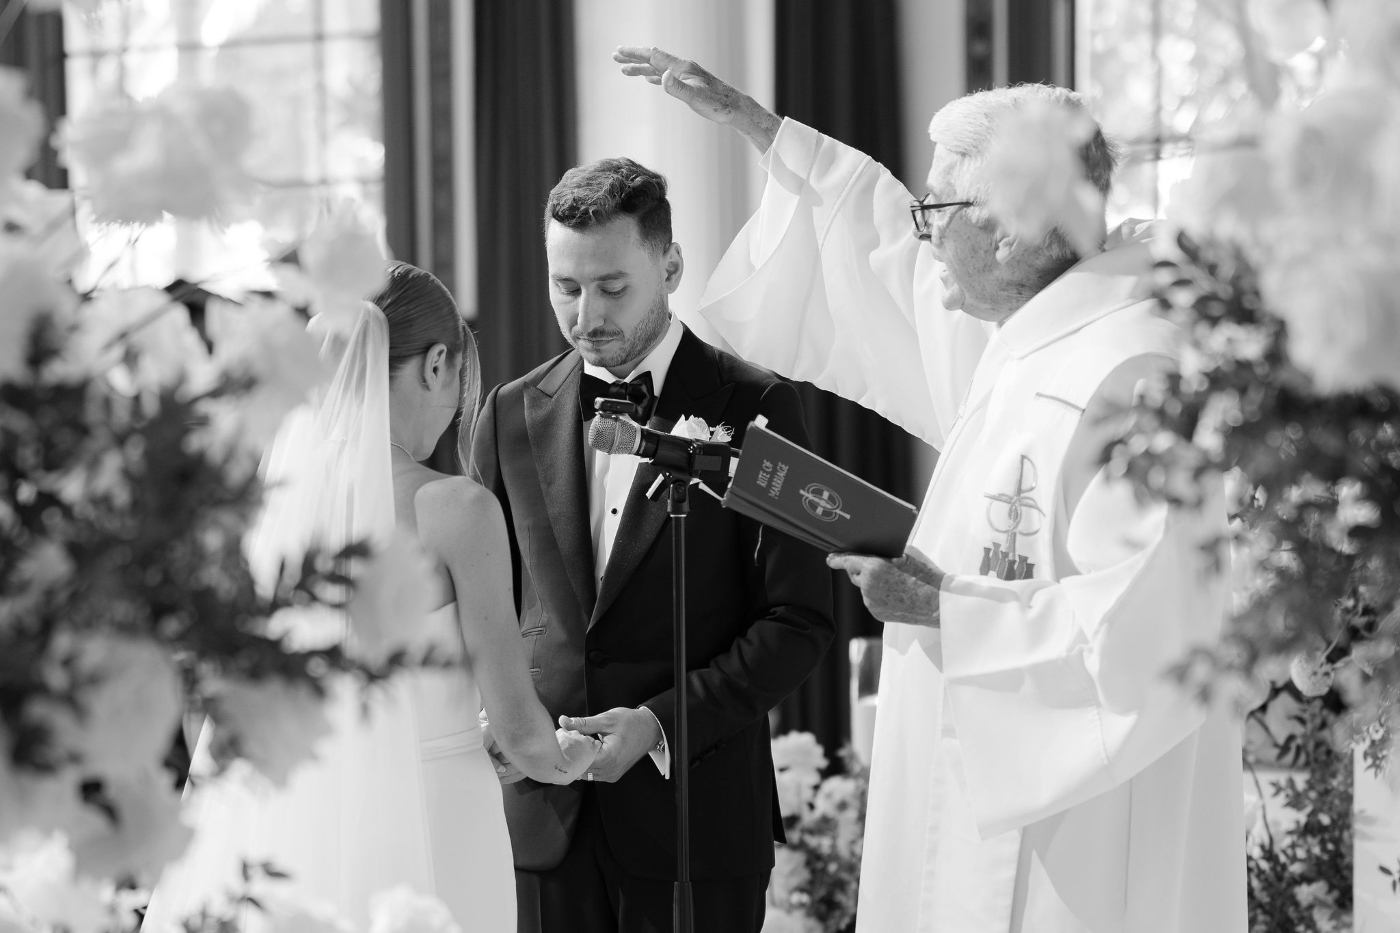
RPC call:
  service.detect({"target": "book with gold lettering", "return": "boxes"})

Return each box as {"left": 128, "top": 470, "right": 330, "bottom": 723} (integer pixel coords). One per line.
{"left": 722, "top": 420, "right": 919, "bottom": 558}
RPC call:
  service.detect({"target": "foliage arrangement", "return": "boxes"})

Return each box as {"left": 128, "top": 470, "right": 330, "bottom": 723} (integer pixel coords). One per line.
{"left": 1245, "top": 691, "right": 1355, "bottom": 933}
{"left": 0, "top": 22, "right": 451, "bottom": 933}
{"left": 763, "top": 733, "right": 868, "bottom": 933}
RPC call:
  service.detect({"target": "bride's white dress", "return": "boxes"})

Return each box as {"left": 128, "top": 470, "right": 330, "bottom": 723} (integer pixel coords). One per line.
{"left": 143, "top": 603, "right": 515, "bottom": 932}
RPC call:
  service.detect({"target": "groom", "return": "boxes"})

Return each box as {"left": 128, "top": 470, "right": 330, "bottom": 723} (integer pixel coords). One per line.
{"left": 470, "top": 157, "right": 835, "bottom": 933}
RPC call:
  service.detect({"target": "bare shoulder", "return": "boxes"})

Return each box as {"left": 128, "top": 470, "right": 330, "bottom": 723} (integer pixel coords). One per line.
{"left": 413, "top": 476, "right": 508, "bottom": 550}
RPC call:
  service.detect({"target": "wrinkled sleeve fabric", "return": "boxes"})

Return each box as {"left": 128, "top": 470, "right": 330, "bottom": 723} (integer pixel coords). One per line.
{"left": 686, "top": 117, "right": 989, "bottom": 450}
{"left": 938, "top": 419, "right": 1228, "bottom": 839}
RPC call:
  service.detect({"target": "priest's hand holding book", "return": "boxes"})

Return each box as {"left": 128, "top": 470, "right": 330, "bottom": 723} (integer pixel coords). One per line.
{"left": 828, "top": 546, "right": 945, "bottom": 628}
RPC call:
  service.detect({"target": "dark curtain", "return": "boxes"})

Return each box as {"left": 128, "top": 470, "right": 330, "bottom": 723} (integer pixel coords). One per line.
{"left": 473, "top": 0, "right": 575, "bottom": 395}
{"left": 381, "top": 0, "right": 464, "bottom": 474}
{"left": 0, "top": 0, "right": 67, "bottom": 188}
{"left": 773, "top": 0, "right": 916, "bottom": 761}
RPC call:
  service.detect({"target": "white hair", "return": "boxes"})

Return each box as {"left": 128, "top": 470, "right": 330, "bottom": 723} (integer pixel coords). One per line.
{"left": 928, "top": 84, "right": 1119, "bottom": 264}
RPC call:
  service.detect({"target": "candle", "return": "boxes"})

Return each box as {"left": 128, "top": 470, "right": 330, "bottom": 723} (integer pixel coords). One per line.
{"left": 852, "top": 694, "right": 878, "bottom": 766}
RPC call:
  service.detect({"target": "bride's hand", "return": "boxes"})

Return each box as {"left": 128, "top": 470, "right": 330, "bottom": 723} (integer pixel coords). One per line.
{"left": 549, "top": 728, "right": 602, "bottom": 785}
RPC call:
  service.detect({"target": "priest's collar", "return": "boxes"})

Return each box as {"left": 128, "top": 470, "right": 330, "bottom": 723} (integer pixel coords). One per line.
{"left": 997, "top": 219, "right": 1159, "bottom": 359}
{"left": 582, "top": 314, "right": 684, "bottom": 398}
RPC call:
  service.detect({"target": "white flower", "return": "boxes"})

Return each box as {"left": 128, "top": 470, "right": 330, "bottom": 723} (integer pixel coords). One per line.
{"left": 0, "top": 752, "right": 84, "bottom": 847}
{"left": 768, "top": 847, "right": 811, "bottom": 907}
{"left": 1248, "top": 0, "right": 1330, "bottom": 60}
{"left": 1290, "top": 650, "right": 1334, "bottom": 697}
{"left": 0, "top": 68, "right": 45, "bottom": 180}
{"left": 1337, "top": 0, "right": 1400, "bottom": 85}
{"left": 771, "top": 732, "right": 828, "bottom": 774}
{"left": 203, "top": 295, "right": 330, "bottom": 453}
{"left": 669, "top": 415, "right": 733, "bottom": 444}
{"left": 775, "top": 768, "right": 820, "bottom": 820}
{"left": 0, "top": 245, "right": 79, "bottom": 383}
{"left": 30, "top": 634, "right": 182, "bottom": 780}
{"left": 67, "top": 769, "right": 193, "bottom": 882}
{"left": 0, "top": 898, "right": 34, "bottom": 933}
{"left": 368, "top": 885, "right": 462, "bottom": 933}
{"left": 348, "top": 531, "right": 448, "bottom": 667}
{"left": 0, "top": 834, "right": 110, "bottom": 933}
{"left": 1265, "top": 242, "right": 1400, "bottom": 393}
{"left": 811, "top": 775, "right": 859, "bottom": 821}
{"left": 60, "top": 87, "right": 253, "bottom": 225}
{"left": 759, "top": 907, "right": 818, "bottom": 933}
{"left": 671, "top": 416, "right": 713, "bottom": 440}
{"left": 982, "top": 101, "right": 1105, "bottom": 258}
{"left": 207, "top": 675, "right": 333, "bottom": 787}
{"left": 55, "top": 286, "right": 212, "bottom": 390}
{"left": 1293, "top": 880, "right": 1335, "bottom": 911}
{"left": 1166, "top": 145, "right": 1278, "bottom": 248}
{"left": 1265, "top": 85, "right": 1399, "bottom": 231}
{"left": 0, "top": 180, "right": 84, "bottom": 275}
{"left": 297, "top": 200, "right": 389, "bottom": 316}
{"left": 261, "top": 893, "right": 355, "bottom": 933}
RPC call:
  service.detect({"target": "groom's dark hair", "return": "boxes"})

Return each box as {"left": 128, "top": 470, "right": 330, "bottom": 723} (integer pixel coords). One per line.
{"left": 544, "top": 157, "right": 672, "bottom": 254}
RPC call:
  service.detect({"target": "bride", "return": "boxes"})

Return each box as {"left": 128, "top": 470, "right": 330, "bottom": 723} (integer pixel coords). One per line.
{"left": 144, "top": 262, "right": 595, "bottom": 931}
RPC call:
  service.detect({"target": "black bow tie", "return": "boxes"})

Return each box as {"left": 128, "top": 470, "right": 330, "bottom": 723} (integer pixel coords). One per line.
{"left": 579, "top": 371, "right": 656, "bottom": 423}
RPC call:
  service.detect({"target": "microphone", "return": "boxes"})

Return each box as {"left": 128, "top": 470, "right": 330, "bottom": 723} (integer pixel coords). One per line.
{"left": 587, "top": 414, "right": 735, "bottom": 481}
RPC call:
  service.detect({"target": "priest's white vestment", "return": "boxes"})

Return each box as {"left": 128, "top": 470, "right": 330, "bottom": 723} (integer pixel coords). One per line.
{"left": 686, "top": 118, "right": 1247, "bottom": 933}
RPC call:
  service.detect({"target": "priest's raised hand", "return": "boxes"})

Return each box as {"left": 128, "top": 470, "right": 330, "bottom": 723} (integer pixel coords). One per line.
{"left": 613, "top": 45, "right": 781, "bottom": 153}
{"left": 827, "top": 548, "right": 944, "bottom": 628}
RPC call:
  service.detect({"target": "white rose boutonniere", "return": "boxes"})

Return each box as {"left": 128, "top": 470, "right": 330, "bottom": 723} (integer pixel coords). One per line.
{"left": 670, "top": 415, "right": 733, "bottom": 444}
{"left": 644, "top": 416, "right": 736, "bottom": 502}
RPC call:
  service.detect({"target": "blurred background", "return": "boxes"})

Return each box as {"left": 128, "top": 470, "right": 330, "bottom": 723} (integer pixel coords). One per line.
{"left": 0, "top": 0, "right": 1246, "bottom": 759}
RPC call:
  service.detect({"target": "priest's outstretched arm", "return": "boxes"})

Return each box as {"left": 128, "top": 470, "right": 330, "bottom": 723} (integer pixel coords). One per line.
{"left": 834, "top": 355, "right": 1230, "bottom": 838}
{"left": 616, "top": 47, "right": 989, "bottom": 450}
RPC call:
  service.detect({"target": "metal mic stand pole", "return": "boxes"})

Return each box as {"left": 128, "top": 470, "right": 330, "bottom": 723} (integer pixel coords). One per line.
{"left": 666, "top": 474, "right": 694, "bottom": 933}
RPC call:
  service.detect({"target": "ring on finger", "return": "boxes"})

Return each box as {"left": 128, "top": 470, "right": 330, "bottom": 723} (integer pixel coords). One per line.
{"left": 585, "top": 772, "right": 595, "bottom": 782}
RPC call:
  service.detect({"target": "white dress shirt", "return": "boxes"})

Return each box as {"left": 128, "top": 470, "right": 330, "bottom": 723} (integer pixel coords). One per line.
{"left": 581, "top": 314, "right": 684, "bottom": 778}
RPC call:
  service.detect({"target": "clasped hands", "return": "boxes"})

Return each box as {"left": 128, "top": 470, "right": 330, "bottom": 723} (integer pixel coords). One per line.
{"left": 485, "top": 707, "right": 662, "bottom": 786}
{"left": 827, "top": 546, "right": 946, "bottom": 628}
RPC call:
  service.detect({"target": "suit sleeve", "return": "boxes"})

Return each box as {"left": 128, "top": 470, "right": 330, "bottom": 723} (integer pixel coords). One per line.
{"left": 468, "top": 385, "right": 522, "bottom": 614}
{"left": 642, "top": 380, "right": 837, "bottom": 761}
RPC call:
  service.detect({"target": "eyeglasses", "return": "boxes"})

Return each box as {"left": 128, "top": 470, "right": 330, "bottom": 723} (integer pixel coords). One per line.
{"left": 909, "top": 194, "right": 975, "bottom": 241}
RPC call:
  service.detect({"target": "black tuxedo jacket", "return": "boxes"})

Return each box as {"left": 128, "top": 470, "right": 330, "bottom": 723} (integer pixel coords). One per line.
{"left": 470, "top": 326, "right": 835, "bottom": 881}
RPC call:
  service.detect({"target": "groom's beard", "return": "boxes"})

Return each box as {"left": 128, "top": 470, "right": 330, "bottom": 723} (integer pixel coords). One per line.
{"left": 570, "top": 292, "right": 670, "bottom": 371}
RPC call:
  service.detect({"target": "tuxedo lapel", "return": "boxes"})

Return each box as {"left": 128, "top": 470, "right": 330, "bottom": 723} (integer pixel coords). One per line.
{"left": 524, "top": 353, "right": 597, "bottom": 618}
{"left": 590, "top": 329, "right": 735, "bottom": 628}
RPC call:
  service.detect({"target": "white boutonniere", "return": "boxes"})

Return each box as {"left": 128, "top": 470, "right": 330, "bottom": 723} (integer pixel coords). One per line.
{"left": 644, "top": 415, "right": 735, "bottom": 502}
{"left": 670, "top": 415, "right": 734, "bottom": 444}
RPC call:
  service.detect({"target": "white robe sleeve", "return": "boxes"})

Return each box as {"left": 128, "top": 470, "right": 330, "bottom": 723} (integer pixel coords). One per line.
{"left": 938, "top": 382, "right": 1229, "bottom": 839}
{"left": 686, "top": 118, "right": 990, "bottom": 449}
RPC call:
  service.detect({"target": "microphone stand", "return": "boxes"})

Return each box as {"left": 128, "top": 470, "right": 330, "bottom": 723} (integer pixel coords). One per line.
{"left": 592, "top": 405, "right": 732, "bottom": 933}
{"left": 665, "top": 473, "right": 694, "bottom": 933}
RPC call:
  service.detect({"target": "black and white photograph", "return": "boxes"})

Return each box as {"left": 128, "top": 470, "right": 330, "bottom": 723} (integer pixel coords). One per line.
{"left": 1, "top": 0, "right": 1398, "bottom": 931}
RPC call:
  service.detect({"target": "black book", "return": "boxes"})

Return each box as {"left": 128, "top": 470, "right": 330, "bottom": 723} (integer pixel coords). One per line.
{"left": 722, "top": 420, "right": 919, "bottom": 558}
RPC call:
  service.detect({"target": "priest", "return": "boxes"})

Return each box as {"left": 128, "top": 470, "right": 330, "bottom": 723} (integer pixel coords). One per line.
{"left": 616, "top": 47, "right": 1247, "bottom": 933}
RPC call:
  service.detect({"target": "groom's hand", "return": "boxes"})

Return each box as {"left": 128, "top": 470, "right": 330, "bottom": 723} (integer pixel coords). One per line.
{"left": 828, "top": 547, "right": 945, "bottom": 628}
{"left": 558, "top": 708, "right": 662, "bottom": 783}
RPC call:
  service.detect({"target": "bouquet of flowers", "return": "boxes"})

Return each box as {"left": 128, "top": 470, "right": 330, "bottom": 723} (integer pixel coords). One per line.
{"left": 762, "top": 732, "right": 867, "bottom": 933}
{"left": 0, "top": 50, "right": 451, "bottom": 933}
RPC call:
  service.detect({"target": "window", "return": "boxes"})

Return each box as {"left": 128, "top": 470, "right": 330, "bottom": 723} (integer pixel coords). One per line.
{"left": 1076, "top": 0, "right": 1262, "bottom": 224}
{"left": 62, "top": 0, "right": 383, "bottom": 290}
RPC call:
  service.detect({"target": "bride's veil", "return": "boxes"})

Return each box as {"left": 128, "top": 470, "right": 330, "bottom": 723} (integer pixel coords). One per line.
{"left": 248, "top": 301, "right": 395, "bottom": 603}
{"left": 145, "top": 302, "right": 438, "bottom": 931}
